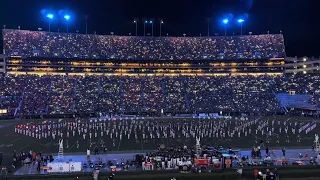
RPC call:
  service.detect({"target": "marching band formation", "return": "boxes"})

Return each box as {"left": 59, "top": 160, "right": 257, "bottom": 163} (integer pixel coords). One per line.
{"left": 14, "top": 116, "right": 319, "bottom": 152}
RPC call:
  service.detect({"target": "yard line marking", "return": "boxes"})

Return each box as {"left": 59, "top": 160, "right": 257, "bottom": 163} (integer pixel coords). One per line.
{"left": 10, "top": 137, "right": 24, "bottom": 144}
{"left": 66, "top": 138, "right": 81, "bottom": 153}
{"left": 96, "top": 135, "right": 104, "bottom": 148}
{"left": 17, "top": 144, "right": 30, "bottom": 153}
{"left": 117, "top": 139, "right": 122, "bottom": 151}
{"left": 40, "top": 139, "right": 58, "bottom": 154}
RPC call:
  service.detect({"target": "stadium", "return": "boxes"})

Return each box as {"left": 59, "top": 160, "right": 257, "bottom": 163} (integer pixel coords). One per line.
{"left": 0, "top": 28, "right": 320, "bottom": 180}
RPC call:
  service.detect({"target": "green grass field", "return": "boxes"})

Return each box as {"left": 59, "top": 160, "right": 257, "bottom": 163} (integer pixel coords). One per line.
{"left": 0, "top": 115, "right": 318, "bottom": 157}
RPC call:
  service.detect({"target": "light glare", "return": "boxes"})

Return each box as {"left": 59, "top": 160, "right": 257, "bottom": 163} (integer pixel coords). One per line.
{"left": 223, "top": 19, "right": 229, "bottom": 24}
{"left": 46, "top": 14, "right": 54, "bottom": 19}
{"left": 238, "top": 19, "right": 244, "bottom": 23}
{"left": 64, "top": 15, "right": 70, "bottom": 20}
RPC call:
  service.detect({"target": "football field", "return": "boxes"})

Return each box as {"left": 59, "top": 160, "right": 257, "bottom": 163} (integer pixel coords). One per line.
{"left": 0, "top": 115, "right": 318, "bottom": 156}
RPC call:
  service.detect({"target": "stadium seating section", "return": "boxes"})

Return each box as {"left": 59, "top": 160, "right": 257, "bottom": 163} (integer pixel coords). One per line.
{"left": 1, "top": 74, "right": 320, "bottom": 116}
{"left": 3, "top": 29, "right": 285, "bottom": 60}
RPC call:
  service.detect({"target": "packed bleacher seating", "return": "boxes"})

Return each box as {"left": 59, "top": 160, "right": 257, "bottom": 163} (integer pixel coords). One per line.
{"left": 0, "top": 74, "right": 320, "bottom": 117}
{"left": 3, "top": 29, "right": 285, "bottom": 60}
{"left": 22, "top": 76, "right": 50, "bottom": 115}
{"left": 49, "top": 76, "right": 76, "bottom": 114}
{"left": 98, "top": 77, "right": 122, "bottom": 113}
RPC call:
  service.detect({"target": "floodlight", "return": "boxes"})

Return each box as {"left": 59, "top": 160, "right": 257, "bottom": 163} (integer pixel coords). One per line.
{"left": 222, "top": 19, "right": 229, "bottom": 24}
{"left": 46, "top": 14, "right": 54, "bottom": 19}
{"left": 64, "top": 15, "right": 70, "bottom": 20}
{"left": 238, "top": 19, "right": 244, "bottom": 23}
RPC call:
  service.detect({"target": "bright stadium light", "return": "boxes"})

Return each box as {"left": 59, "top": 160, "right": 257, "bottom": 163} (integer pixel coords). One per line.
{"left": 237, "top": 19, "right": 244, "bottom": 23}
{"left": 222, "top": 19, "right": 229, "bottom": 24}
{"left": 64, "top": 15, "right": 70, "bottom": 20}
{"left": 149, "top": 20, "right": 153, "bottom": 24}
{"left": 46, "top": 14, "right": 54, "bottom": 19}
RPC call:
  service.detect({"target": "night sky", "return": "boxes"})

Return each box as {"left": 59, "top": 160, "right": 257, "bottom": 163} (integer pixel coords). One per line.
{"left": 0, "top": 0, "right": 318, "bottom": 57}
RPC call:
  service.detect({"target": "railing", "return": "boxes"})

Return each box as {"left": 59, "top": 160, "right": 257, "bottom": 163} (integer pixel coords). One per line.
{"left": 14, "top": 92, "right": 24, "bottom": 117}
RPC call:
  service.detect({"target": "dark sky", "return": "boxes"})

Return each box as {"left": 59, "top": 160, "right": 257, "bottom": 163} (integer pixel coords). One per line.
{"left": 0, "top": 0, "right": 318, "bottom": 57}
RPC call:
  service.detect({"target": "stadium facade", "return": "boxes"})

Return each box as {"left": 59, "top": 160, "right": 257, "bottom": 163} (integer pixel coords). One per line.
{"left": 0, "top": 54, "right": 5, "bottom": 73}
{"left": 285, "top": 57, "right": 320, "bottom": 74}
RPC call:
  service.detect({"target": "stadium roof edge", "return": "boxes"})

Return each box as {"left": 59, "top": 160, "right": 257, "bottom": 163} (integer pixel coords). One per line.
{"left": 2, "top": 29, "right": 284, "bottom": 38}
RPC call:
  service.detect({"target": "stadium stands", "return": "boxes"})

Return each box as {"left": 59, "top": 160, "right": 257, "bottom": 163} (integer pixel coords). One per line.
{"left": 3, "top": 29, "right": 285, "bottom": 60}
{"left": 1, "top": 30, "right": 319, "bottom": 117}
{"left": 0, "top": 74, "right": 320, "bottom": 117}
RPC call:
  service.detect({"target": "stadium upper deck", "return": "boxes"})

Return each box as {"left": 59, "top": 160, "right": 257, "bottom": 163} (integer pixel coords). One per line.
{"left": 2, "top": 29, "right": 286, "bottom": 74}
{"left": 3, "top": 29, "right": 285, "bottom": 60}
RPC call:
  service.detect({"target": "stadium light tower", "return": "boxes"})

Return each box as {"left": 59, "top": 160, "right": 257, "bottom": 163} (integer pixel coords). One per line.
{"left": 237, "top": 19, "right": 244, "bottom": 35}
{"left": 159, "top": 19, "right": 164, "bottom": 37}
{"left": 150, "top": 20, "right": 154, "bottom": 37}
{"left": 222, "top": 19, "right": 229, "bottom": 36}
{"left": 85, "top": 15, "right": 88, "bottom": 35}
{"left": 206, "top": 18, "right": 211, "bottom": 36}
{"left": 133, "top": 18, "right": 138, "bottom": 36}
{"left": 46, "top": 14, "right": 54, "bottom": 32}
{"left": 64, "top": 14, "right": 70, "bottom": 33}
{"left": 144, "top": 20, "right": 147, "bottom": 36}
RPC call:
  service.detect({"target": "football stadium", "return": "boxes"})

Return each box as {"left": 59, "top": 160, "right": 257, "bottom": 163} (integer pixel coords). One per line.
{"left": 0, "top": 24, "right": 320, "bottom": 180}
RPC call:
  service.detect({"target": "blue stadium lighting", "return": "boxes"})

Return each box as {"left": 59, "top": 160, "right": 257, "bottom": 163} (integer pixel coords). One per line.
{"left": 222, "top": 19, "right": 229, "bottom": 24}
{"left": 238, "top": 19, "right": 245, "bottom": 23}
{"left": 46, "top": 14, "right": 54, "bottom": 19}
{"left": 64, "top": 15, "right": 70, "bottom": 20}
{"left": 149, "top": 20, "right": 153, "bottom": 24}
{"left": 145, "top": 20, "right": 148, "bottom": 23}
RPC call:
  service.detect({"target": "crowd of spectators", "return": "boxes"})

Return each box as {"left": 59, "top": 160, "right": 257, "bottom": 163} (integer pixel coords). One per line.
{"left": 49, "top": 77, "right": 76, "bottom": 114}
{"left": 0, "top": 74, "right": 320, "bottom": 117}
{"left": 3, "top": 29, "right": 285, "bottom": 60}
{"left": 22, "top": 76, "right": 50, "bottom": 115}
